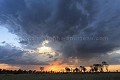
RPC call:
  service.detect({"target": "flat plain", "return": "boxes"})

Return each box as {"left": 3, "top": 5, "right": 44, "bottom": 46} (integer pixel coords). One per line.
{"left": 0, "top": 72, "right": 120, "bottom": 80}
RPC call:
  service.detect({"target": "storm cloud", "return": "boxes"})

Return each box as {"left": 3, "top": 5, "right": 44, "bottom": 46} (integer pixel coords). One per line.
{"left": 0, "top": 0, "right": 120, "bottom": 65}
{"left": 0, "top": 43, "right": 58, "bottom": 65}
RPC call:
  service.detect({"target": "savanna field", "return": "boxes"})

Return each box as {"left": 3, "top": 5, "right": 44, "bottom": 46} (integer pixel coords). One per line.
{"left": 0, "top": 73, "right": 120, "bottom": 80}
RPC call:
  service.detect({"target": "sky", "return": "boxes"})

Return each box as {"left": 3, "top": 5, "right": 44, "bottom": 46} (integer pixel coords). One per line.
{"left": 0, "top": 0, "right": 120, "bottom": 71}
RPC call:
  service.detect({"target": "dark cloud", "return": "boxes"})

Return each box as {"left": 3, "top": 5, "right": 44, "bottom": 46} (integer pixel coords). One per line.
{"left": 0, "top": 44, "right": 58, "bottom": 65}
{"left": 19, "top": 40, "right": 28, "bottom": 45}
{"left": 1, "top": 41, "right": 6, "bottom": 44}
{"left": 0, "top": 0, "right": 120, "bottom": 65}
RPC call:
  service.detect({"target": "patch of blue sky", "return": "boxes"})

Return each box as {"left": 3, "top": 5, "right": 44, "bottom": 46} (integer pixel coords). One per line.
{"left": 0, "top": 25, "right": 21, "bottom": 48}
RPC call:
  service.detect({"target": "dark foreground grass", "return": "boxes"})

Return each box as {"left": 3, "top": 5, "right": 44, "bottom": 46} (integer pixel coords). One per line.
{"left": 0, "top": 73, "right": 120, "bottom": 80}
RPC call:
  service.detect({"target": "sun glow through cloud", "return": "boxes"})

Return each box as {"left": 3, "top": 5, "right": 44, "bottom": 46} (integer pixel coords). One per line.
{"left": 37, "top": 40, "right": 56, "bottom": 55}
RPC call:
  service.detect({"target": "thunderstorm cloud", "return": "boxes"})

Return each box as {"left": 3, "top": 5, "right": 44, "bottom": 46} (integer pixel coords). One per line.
{"left": 0, "top": 0, "right": 120, "bottom": 65}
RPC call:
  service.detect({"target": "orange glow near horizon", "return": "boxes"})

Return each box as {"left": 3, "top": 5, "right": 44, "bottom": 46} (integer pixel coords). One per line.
{"left": 0, "top": 63, "right": 120, "bottom": 72}
{"left": 44, "top": 62, "right": 120, "bottom": 72}
{"left": 108, "top": 65, "right": 120, "bottom": 71}
{"left": 0, "top": 64, "right": 20, "bottom": 70}
{"left": 44, "top": 60, "right": 68, "bottom": 72}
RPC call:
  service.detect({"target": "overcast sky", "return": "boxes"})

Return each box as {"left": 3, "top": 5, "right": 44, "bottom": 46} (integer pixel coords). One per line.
{"left": 0, "top": 0, "right": 120, "bottom": 68}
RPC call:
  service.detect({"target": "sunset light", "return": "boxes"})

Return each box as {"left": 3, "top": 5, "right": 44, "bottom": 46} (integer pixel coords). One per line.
{"left": 37, "top": 40, "right": 56, "bottom": 56}
{"left": 0, "top": 0, "right": 120, "bottom": 79}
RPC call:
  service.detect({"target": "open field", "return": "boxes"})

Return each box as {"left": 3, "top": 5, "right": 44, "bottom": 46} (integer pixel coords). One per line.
{"left": 0, "top": 73, "right": 120, "bottom": 80}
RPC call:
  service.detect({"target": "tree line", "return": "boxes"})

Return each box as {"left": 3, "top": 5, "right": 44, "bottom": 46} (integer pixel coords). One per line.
{"left": 65, "top": 61, "right": 109, "bottom": 72}
{"left": 0, "top": 61, "right": 118, "bottom": 74}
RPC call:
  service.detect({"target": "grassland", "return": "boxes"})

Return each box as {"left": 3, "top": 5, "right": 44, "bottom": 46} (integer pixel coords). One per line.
{"left": 0, "top": 72, "right": 120, "bottom": 80}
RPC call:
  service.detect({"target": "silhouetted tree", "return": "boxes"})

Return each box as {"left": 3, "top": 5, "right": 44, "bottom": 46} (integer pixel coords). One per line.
{"left": 40, "top": 66, "right": 44, "bottom": 72}
{"left": 80, "top": 66, "right": 83, "bottom": 72}
{"left": 83, "top": 66, "right": 87, "bottom": 72}
{"left": 90, "top": 65, "right": 94, "bottom": 72}
{"left": 102, "top": 61, "right": 109, "bottom": 72}
{"left": 17, "top": 69, "right": 23, "bottom": 74}
{"left": 80, "top": 66, "right": 87, "bottom": 72}
{"left": 93, "top": 64, "right": 103, "bottom": 72}
{"left": 73, "top": 67, "right": 80, "bottom": 72}
{"left": 65, "top": 67, "right": 70, "bottom": 72}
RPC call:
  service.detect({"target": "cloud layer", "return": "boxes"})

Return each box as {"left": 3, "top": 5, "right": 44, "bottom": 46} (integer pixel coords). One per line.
{"left": 0, "top": 43, "right": 59, "bottom": 65}
{"left": 0, "top": 0, "right": 120, "bottom": 65}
